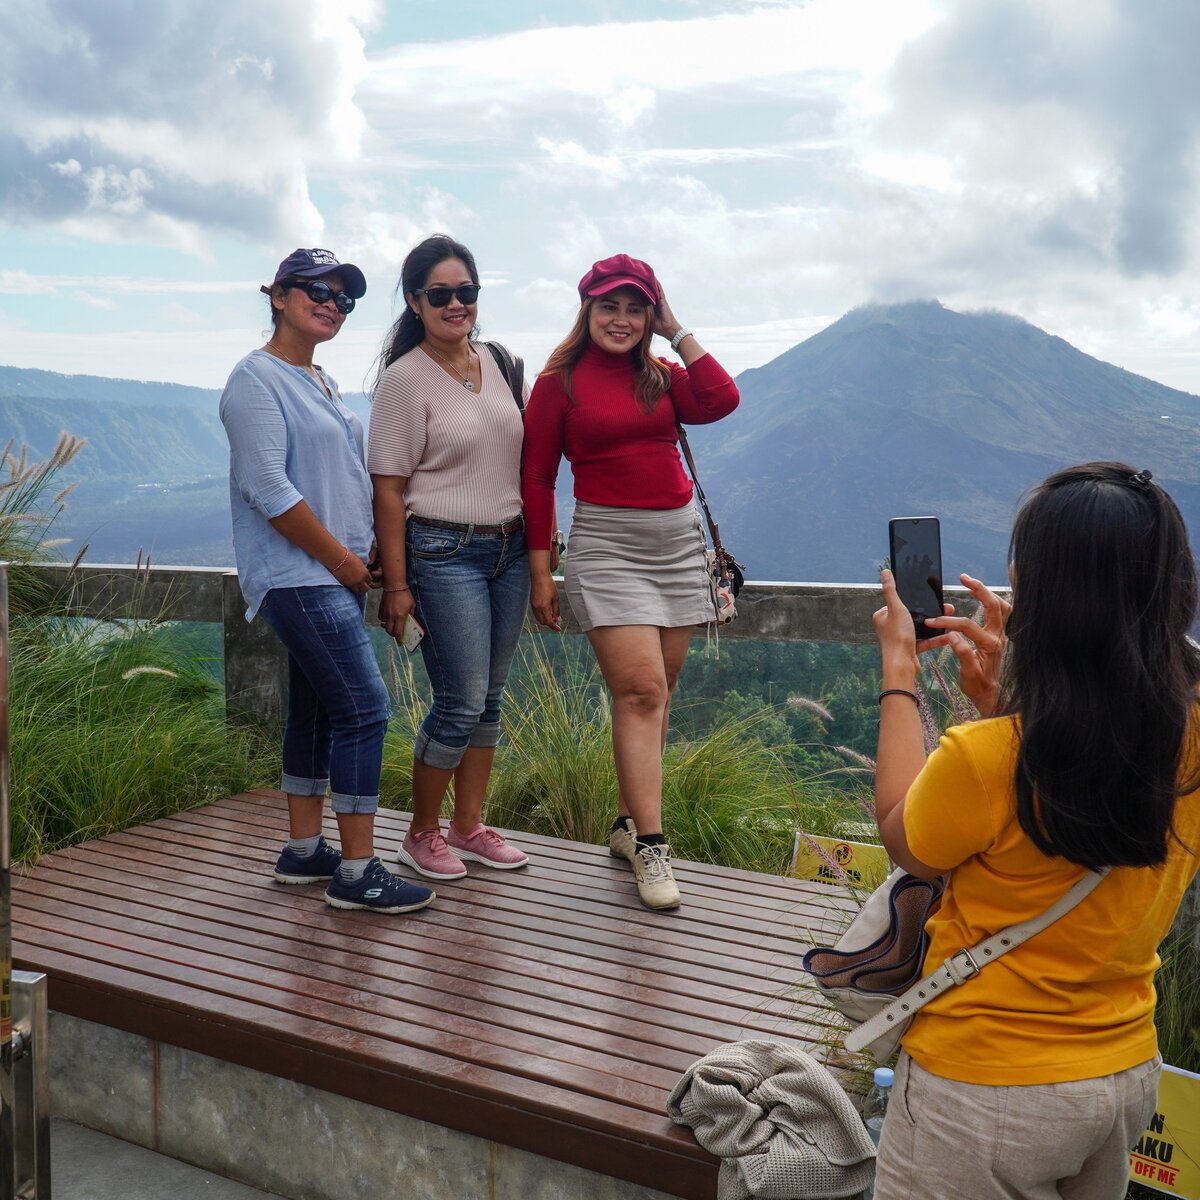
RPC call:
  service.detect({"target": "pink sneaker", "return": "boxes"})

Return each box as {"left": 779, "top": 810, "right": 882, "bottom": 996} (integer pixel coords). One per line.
{"left": 447, "top": 822, "right": 529, "bottom": 870}
{"left": 397, "top": 827, "right": 467, "bottom": 880}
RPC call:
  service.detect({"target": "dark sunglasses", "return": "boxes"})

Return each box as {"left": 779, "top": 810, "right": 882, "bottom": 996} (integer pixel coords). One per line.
{"left": 286, "top": 278, "right": 356, "bottom": 314}
{"left": 413, "top": 284, "right": 481, "bottom": 307}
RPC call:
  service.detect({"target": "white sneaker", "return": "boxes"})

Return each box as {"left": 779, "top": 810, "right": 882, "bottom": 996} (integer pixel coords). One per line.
{"left": 610, "top": 817, "right": 638, "bottom": 862}
{"left": 632, "top": 842, "right": 681, "bottom": 910}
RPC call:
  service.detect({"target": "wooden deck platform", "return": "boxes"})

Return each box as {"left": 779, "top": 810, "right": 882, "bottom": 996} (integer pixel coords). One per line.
{"left": 12, "top": 791, "right": 853, "bottom": 1199}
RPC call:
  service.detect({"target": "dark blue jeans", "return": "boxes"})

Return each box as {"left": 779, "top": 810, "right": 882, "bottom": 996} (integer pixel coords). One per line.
{"left": 259, "top": 586, "right": 390, "bottom": 814}
{"left": 406, "top": 519, "right": 530, "bottom": 770}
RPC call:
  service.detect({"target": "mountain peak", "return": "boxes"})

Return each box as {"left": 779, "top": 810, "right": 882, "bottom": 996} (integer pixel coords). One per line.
{"left": 689, "top": 299, "right": 1200, "bottom": 583}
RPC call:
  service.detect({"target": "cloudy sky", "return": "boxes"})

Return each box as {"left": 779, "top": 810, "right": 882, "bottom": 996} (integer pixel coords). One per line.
{"left": 4, "top": 0, "right": 1200, "bottom": 395}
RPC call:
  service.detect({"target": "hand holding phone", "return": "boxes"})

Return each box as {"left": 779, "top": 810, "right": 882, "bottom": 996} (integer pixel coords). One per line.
{"left": 888, "top": 516, "right": 944, "bottom": 640}
{"left": 400, "top": 614, "right": 425, "bottom": 654}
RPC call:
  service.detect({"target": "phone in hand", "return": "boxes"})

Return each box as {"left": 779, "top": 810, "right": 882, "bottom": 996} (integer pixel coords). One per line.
{"left": 401, "top": 614, "right": 425, "bottom": 654}
{"left": 888, "top": 516, "right": 944, "bottom": 640}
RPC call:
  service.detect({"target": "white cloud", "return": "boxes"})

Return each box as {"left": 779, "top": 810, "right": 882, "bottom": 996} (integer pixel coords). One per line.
{"left": 1, "top": 0, "right": 372, "bottom": 247}
{"left": 6, "top": 0, "right": 1200, "bottom": 400}
{"left": 71, "top": 291, "right": 117, "bottom": 311}
{"left": 363, "top": 3, "right": 941, "bottom": 108}
{"left": 0, "top": 273, "right": 258, "bottom": 296}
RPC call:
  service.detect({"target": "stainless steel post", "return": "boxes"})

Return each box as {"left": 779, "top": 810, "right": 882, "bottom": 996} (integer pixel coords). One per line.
{"left": 1, "top": 561, "right": 14, "bottom": 1198}
{"left": 11, "top": 974, "right": 48, "bottom": 1196}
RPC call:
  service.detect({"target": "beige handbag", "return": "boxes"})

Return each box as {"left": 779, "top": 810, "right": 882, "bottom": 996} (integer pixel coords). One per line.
{"left": 803, "top": 866, "right": 1108, "bottom": 1061}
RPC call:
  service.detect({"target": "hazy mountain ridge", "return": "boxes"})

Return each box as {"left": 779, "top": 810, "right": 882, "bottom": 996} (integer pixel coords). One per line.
{"left": 0, "top": 371, "right": 369, "bottom": 564}
{"left": 0, "top": 395, "right": 227, "bottom": 481}
{"left": 0, "top": 365, "right": 217, "bottom": 409}
{"left": 4, "top": 300, "right": 1199, "bottom": 579}
{"left": 685, "top": 300, "right": 1200, "bottom": 581}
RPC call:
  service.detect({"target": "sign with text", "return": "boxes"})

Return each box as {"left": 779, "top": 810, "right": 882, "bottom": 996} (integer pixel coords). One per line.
{"left": 1129, "top": 1064, "right": 1200, "bottom": 1198}
{"left": 790, "top": 831, "right": 891, "bottom": 889}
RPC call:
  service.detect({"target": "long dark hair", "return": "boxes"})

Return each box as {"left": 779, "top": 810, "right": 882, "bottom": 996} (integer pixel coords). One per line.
{"left": 541, "top": 292, "right": 672, "bottom": 411}
{"left": 373, "top": 234, "right": 480, "bottom": 383}
{"left": 1002, "top": 462, "right": 1200, "bottom": 870}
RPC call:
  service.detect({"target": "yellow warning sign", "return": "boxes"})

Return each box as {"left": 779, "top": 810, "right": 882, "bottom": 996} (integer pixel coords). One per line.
{"left": 789, "top": 831, "right": 891, "bottom": 889}
{"left": 1129, "top": 1065, "right": 1200, "bottom": 1198}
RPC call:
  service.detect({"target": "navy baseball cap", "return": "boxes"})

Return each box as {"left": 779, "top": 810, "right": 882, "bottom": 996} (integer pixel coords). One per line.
{"left": 262, "top": 248, "right": 366, "bottom": 299}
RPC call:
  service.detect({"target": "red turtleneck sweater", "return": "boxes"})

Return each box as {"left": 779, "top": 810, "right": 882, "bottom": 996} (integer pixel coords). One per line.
{"left": 521, "top": 343, "right": 740, "bottom": 550}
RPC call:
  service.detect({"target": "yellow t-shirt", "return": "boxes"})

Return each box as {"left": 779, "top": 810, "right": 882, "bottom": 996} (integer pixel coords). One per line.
{"left": 902, "top": 715, "right": 1200, "bottom": 1086}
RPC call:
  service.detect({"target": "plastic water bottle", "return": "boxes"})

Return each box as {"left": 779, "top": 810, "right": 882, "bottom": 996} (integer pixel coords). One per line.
{"left": 862, "top": 1066, "right": 894, "bottom": 1199}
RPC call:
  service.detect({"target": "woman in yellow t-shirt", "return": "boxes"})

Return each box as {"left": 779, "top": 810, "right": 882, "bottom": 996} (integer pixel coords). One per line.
{"left": 871, "top": 462, "right": 1200, "bottom": 1200}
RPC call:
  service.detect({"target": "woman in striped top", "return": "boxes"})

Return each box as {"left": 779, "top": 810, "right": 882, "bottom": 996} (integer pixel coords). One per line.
{"left": 369, "top": 235, "right": 531, "bottom": 881}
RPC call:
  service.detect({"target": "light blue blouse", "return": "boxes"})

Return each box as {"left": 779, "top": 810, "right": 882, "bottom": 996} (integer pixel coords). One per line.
{"left": 219, "top": 349, "right": 373, "bottom": 620}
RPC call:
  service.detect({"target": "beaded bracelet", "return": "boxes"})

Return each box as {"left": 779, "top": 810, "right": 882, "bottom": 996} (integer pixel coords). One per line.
{"left": 383, "top": 585, "right": 410, "bottom": 593}
{"left": 329, "top": 547, "right": 350, "bottom": 573}
{"left": 877, "top": 688, "right": 919, "bottom": 705}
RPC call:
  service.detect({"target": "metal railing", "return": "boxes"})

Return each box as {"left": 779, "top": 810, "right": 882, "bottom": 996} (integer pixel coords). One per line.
{"left": 26, "top": 562, "right": 994, "bottom": 728}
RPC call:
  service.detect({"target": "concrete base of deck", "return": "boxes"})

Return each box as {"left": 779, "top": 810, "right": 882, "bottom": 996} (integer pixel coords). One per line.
{"left": 51, "top": 1012, "right": 674, "bottom": 1200}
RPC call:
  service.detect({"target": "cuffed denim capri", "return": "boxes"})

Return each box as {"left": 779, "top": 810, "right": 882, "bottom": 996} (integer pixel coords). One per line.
{"left": 258, "top": 585, "right": 391, "bottom": 814}
{"left": 564, "top": 500, "right": 712, "bottom": 631}
{"left": 406, "top": 517, "right": 530, "bottom": 771}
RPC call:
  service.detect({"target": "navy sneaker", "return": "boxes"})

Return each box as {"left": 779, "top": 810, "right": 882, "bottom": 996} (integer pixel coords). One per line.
{"left": 324, "top": 857, "right": 435, "bottom": 914}
{"left": 273, "top": 837, "right": 342, "bottom": 884}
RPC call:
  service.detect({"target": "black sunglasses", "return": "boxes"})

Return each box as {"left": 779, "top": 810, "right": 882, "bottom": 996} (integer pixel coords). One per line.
{"left": 413, "top": 284, "right": 481, "bottom": 307}
{"left": 286, "top": 278, "right": 356, "bottom": 314}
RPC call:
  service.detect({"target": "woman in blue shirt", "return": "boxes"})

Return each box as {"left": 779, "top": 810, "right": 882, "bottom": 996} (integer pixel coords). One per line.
{"left": 219, "top": 248, "right": 434, "bottom": 915}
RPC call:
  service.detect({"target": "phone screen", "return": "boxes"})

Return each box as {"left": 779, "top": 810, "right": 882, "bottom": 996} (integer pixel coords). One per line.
{"left": 888, "top": 517, "right": 944, "bottom": 639}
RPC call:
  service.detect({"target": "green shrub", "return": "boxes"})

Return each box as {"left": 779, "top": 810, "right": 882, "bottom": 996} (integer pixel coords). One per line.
{"left": 381, "top": 636, "right": 868, "bottom": 872}
{"left": 1153, "top": 899, "right": 1200, "bottom": 1074}
{"left": 10, "top": 617, "right": 275, "bottom": 861}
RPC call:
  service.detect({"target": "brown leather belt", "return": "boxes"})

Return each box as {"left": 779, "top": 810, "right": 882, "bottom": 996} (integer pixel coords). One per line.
{"left": 409, "top": 514, "right": 524, "bottom": 536}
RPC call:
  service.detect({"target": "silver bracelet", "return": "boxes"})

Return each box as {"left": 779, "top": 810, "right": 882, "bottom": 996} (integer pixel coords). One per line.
{"left": 669, "top": 327, "right": 693, "bottom": 352}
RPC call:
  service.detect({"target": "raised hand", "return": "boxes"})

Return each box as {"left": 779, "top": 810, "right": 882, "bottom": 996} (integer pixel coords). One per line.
{"left": 652, "top": 286, "right": 682, "bottom": 341}
{"left": 924, "top": 574, "right": 1010, "bottom": 717}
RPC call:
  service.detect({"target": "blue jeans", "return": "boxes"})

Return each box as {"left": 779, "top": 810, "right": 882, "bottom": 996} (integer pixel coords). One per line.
{"left": 258, "top": 586, "right": 390, "bottom": 814}
{"left": 407, "top": 519, "right": 530, "bottom": 770}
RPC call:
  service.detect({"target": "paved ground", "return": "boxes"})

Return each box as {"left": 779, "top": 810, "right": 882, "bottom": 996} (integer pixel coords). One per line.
{"left": 52, "top": 1120, "right": 286, "bottom": 1200}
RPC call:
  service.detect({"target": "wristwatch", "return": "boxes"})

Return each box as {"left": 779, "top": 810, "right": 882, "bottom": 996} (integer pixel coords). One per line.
{"left": 669, "top": 327, "right": 693, "bottom": 352}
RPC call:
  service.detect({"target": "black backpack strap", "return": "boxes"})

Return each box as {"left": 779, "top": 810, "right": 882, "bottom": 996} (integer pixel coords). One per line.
{"left": 484, "top": 342, "right": 525, "bottom": 414}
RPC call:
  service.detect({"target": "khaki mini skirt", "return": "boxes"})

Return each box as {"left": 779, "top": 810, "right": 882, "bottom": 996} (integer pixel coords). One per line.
{"left": 564, "top": 500, "right": 713, "bottom": 632}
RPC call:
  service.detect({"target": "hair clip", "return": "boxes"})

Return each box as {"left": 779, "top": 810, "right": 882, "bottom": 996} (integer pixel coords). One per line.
{"left": 1129, "top": 469, "right": 1154, "bottom": 490}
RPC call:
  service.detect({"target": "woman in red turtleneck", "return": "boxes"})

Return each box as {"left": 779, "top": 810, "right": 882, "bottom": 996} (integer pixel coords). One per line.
{"left": 521, "top": 254, "right": 739, "bottom": 911}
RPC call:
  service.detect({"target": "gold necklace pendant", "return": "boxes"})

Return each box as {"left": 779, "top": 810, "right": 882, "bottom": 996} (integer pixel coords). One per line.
{"left": 426, "top": 342, "right": 474, "bottom": 389}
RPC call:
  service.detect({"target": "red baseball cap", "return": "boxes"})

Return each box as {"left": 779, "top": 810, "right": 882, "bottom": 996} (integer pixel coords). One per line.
{"left": 577, "top": 254, "right": 659, "bottom": 305}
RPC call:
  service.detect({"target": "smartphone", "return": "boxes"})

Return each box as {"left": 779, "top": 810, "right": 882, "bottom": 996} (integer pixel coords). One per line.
{"left": 888, "top": 517, "right": 944, "bottom": 640}
{"left": 400, "top": 614, "right": 425, "bottom": 654}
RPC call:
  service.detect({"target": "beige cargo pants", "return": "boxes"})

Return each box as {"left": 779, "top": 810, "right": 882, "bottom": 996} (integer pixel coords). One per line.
{"left": 874, "top": 1051, "right": 1161, "bottom": 1200}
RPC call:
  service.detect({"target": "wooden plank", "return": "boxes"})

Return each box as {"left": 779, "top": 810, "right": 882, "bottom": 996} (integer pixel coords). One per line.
{"left": 27, "top": 847, "right": 812, "bottom": 1018}
{"left": 16, "top": 884, "right": 802, "bottom": 1052}
{"left": 16, "top": 864, "right": 833, "bottom": 1028}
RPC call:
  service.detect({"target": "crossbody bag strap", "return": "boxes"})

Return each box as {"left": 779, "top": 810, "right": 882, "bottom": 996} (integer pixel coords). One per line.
{"left": 675, "top": 422, "right": 724, "bottom": 556}
{"left": 845, "top": 867, "right": 1110, "bottom": 1054}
